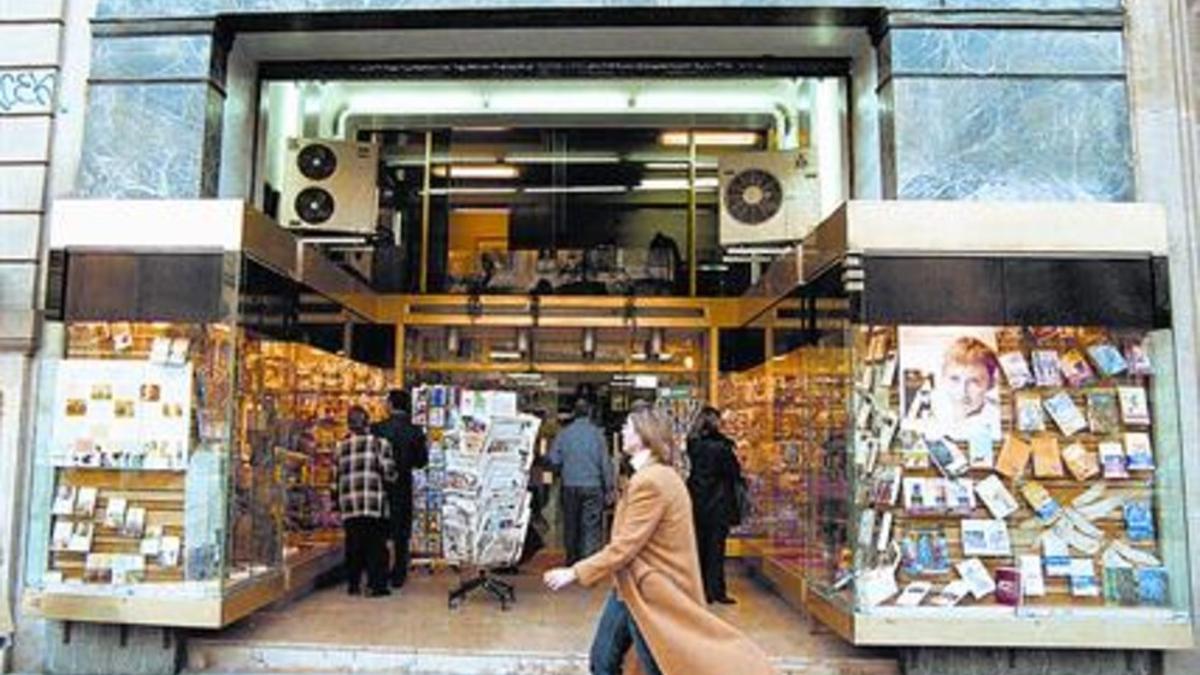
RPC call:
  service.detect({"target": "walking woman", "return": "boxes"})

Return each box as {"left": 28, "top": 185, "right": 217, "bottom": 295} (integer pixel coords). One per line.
{"left": 543, "top": 402, "right": 774, "bottom": 675}
{"left": 686, "top": 406, "right": 744, "bottom": 605}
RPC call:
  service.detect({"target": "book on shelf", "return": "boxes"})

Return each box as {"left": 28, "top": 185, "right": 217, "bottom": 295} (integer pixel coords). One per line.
{"left": 961, "top": 519, "right": 1012, "bottom": 557}
{"left": 956, "top": 557, "right": 996, "bottom": 599}
{"left": 1069, "top": 558, "right": 1100, "bottom": 597}
{"left": 1031, "top": 435, "right": 1064, "bottom": 478}
{"left": 995, "top": 567, "right": 1022, "bottom": 607}
{"left": 1117, "top": 386, "right": 1151, "bottom": 426}
{"left": 1124, "top": 341, "right": 1154, "bottom": 376}
{"left": 974, "top": 475, "right": 1019, "bottom": 520}
{"left": 51, "top": 485, "right": 77, "bottom": 517}
{"left": 1043, "top": 392, "right": 1087, "bottom": 436}
{"left": 998, "top": 351, "right": 1034, "bottom": 390}
{"left": 895, "top": 581, "right": 933, "bottom": 607}
{"left": 1018, "top": 554, "right": 1046, "bottom": 596}
{"left": 995, "top": 435, "right": 1032, "bottom": 479}
{"left": 1099, "top": 441, "right": 1129, "bottom": 479}
{"left": 1014, "top": 392, "right": 1045, "bottom": 433}
{"left": 929, "top": 580, "right": 971, "bottom": 607}
{"left": 1021, "top": 481, "right": 1061, "bottom": 523}
{"left": 1124, "top": 432, "right": 1155, "bottom": 471}
{"left": 1086, "top": 390, "right": 1121, "bottom": 435}
{"left": 1032, "top": 350, "right": 1064, "bottom": 388}
{"left": 1042, "top": 532, "right": 1072, "bottom": 577}
{"left": 1061, "top": 443, "right": 1100, "bottom": 481}
{"left": 1060, "top": 349, "right": 1096, "bottom": 388}
{"left": 1087, "top": 343, "right": 1128, "bottom": 378}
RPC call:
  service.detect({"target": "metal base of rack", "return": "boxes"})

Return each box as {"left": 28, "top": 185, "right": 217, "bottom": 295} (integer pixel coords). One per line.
{"left": 447, "top": 569, "right": 516, "bottom": 611}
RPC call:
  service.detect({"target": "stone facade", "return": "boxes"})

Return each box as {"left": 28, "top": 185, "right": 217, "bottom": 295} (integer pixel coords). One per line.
{"left": 4, "top": 0, "right": 1200, "bottom": 673}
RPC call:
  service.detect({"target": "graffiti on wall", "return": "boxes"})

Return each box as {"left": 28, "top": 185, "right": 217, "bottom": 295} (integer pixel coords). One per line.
{"left": 0, "top": 70, "right": 56, "bottom": 113}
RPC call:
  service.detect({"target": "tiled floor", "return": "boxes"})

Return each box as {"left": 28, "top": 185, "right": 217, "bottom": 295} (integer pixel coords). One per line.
{"left": 192, "top": 556, "right": 896, "bottom": 673}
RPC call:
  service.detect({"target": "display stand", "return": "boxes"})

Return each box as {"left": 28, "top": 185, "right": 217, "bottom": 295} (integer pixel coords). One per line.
{"left": 447, "top": 568, "right": 517, "bottom": 611}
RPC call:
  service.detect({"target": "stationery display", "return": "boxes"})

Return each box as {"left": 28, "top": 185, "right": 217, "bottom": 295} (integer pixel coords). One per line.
{"left": 832, "top": 324, "right": 1175, "bottom": 618}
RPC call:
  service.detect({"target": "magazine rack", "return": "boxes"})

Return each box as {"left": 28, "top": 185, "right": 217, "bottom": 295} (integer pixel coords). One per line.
{"left": 759, "top": 201, "right": 1193, "bottom": 649}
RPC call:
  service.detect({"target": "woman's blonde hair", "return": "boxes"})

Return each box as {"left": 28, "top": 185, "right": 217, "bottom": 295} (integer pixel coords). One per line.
{"left": 627, "top": 400, "right": 676, "bottom": 465}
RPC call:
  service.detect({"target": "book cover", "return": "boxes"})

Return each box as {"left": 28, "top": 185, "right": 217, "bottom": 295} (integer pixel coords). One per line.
{"left": 1086, "top": 390, "right": 1121, "bottom": 434}
{"left": 1032, "top": 350, "right": 1064, "bottom": 387}
{"left": 1021, "top": 481, "right": 1061, "bottom": 522}
{"left": 1069, "top": 558, "right": 1100, "bottom": 597}
{"left": 948, "top": 478, "right": 976, "bottom": 516}
{"left": 1018, "top": 555, "right": 1046, "bottom": 596}
{"left": 1043, "top": 392, "right": 1087, "bottom": 436}
{"left": 1043, "top": 533, "right": 1072, "bottom": 577}
{"left": 995, "top": 435, "right": 1032, "bottom": 479}
{"left": 998, "top": 351, "right": 1034, "bottom": 389}
{"left": 1103, "top": 565, "right": 1139, "bottom": 606}
{"left": 956, "top": 558, "right": 996, "bottom": 599}
{"left": 1031, "top": 435, "right": 1064, "bottom": 478}
{"left": 961, "top": 519, "right": 1012, "bottom": 557}
{"left": 1124, "top": 340, "right": 1154, "bottom": 376}
{"left": 1124, "top": 432, "right": 1155, "bottom": 471}
{"left": 975, "top": 475, "right": 1019, "bottom": 520}
{"left": 1137, "top": 567, "right": 1169, "bottom": 607}
{"left": 1124, "top": 501, "right": 1155, "bottom": 541}
{"left": 51, "top": 520, "right": 74, "bottom": 552}
{"left": 75, "top": 487, "right": 98, "bottom": 517}
{"left": 1099, "top": 441, "right": 1129, "bottom": 479}
{"left": 1060, "top": 349, "right": 1096, "bottom": 388}
{"left": 1014, "top": 392, "right": 1045, "bottom": 433}
{"left": 1061, "top": 443, "right": 1100, "bottom": 481}
{"left": 1087, "top": 343, "right": 1128, "bottom": 377}
{"left": 927, "top": 437, "right": 968, "bottom": 478}
{"left": 903, "top": 478, "right": 930, "bottom": 515}
{"left": 895, "top": 581, "right": 933, "bottom": 607}
{"left": 995, "top": 567, "right": 1022, "bottom": 607}
{"left": 967, "top": 428, "right": 994, "bottom": 469}
{"left": 1118, "top": 386, "right": 1151, "bottom": 426}
{"left": 930, "top": 580, "right": 972, "bottom": 607}
{"left": 103, "top": 497, "right": 127, "bottom": 530}
{"left": 51, "top": 485, "right": 77, "bottom": 517}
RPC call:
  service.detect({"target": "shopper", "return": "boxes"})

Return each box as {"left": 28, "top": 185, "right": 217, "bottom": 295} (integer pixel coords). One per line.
{"left": 371, "top": 389, "right": 429, "bottom": 589}
{"left": 686, "top": 406, "right": 744, "bottom": 605}
{"left": 334, "top": 405, "right": 397, "bottom": 598}
{"left": 543, "top": 402, "right": 775, "bottom": 675}
{"left": 546, "top": 399, "right": 614, "bottom": 565}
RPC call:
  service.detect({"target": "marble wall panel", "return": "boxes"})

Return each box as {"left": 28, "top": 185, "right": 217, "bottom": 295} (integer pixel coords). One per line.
{"left": 886, "top": 28, "right": 1124, "bottom": 78}
{"left": 78, "top": 83, "right": 215, "bottom": 198}
{"left": 90, "top": 35, "right": 214, "bottom": 81}
{"left": 94, "top": 0, "right": 1122, "bottom": 21}
{"left": 889, "top": 77, "right": 1131, "bottom": 201}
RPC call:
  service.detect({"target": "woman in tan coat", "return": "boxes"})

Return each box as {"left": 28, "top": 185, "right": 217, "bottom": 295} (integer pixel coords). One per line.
{"left": 544, "top": 403, "right": 775, "bottom": 675}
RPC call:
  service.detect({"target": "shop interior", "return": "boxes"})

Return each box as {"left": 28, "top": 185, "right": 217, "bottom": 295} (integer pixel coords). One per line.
{"left": 23, "top": 66, "right": 1193, "bottom": 671}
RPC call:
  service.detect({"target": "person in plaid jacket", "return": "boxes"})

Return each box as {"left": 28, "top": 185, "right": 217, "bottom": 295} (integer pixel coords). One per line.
{"left": 334, "top": 405, "right": 397, "bottom": 597}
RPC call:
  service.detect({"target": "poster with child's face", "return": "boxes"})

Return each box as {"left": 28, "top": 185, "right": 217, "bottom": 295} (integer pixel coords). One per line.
{"left": 899, "top": 327, "right": 1002, "bottom": 442}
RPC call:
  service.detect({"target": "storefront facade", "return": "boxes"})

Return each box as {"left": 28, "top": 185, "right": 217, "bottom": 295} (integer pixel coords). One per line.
{"left": 2, "top": 1, "right": 1200, "bottom": 674}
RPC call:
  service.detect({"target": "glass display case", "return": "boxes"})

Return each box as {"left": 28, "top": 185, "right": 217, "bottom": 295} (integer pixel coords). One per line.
{"left": 791, "top": 201, "right": 1193, "bottom": 649}
{"left": 23, "top": 200, "right": 377, "bottom": 628}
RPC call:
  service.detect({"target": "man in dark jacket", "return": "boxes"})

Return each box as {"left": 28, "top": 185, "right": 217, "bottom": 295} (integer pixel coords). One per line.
{"left": 686, "top": 406, "right": 744, "bottom": 604}
{"left": 371, "top": 389, "right": 429, "bottom": 589}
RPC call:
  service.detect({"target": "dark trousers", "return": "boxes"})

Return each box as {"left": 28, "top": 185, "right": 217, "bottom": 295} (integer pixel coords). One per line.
{"left": 344, "top": 516, "right": 388, "bottom": 593}
{"left": 562, "top": 486, "right": 605, "bottom": 565}
{"left": 389, "top": 494, "right": 413, "bottom": 586}
{"left": 696, "top": 520, "right": 730, "bottom": 602}
{"left": 589, "top": 591, "right": 662, "bottom": 675}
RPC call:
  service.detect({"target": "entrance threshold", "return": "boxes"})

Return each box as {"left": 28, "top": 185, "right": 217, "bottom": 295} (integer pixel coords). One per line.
{"left": 185, "top": 556, "right": 897, "bottom": 674}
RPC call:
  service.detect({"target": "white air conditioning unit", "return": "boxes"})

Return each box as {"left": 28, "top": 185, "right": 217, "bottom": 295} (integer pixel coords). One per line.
{"left": 280, "top": 138, "right": 379, "bottom": 235}
{"left": 718, "top": 149, "right": 820, "bottom": 246}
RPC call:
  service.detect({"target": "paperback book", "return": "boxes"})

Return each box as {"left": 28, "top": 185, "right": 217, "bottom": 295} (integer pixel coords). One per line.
{"left": 1043, "top": 392, "right": 1087, "bottom": 436}
{"left": 895, "top": 581, "right": 933, "bottom": 607}
{"left": 51, "top": 485, "right": 77, "bottom": 516}
{"left": 1060, "top": 349, "right": 1096, "bottom": 388}
{"left": 1069, "top": 558, "right": 1100, "bottom": 597}
{"left": 995, "top": 567, "right": 1022, "bottom": 607}
{"left": 1031, "top": 435, "right": 1064, "bottom": 478}
{"left": 1021, "top": 481, "right": 1061, "bottom": 523}
{"left": 1124, "top": 341, "right": 1154, "bottom": 376}
{"left": 927, "top": 437, "right": 969, "bottom": 478}
{"left": 1061, "top": 443, "right": 1100, "bottom": 481}
{"left": 1043, "top": 532, "right": 1072, "bottom": 577}
{"left": 995, "top": 435, "right": 1032, "bottom": 479}
{"left": 998, "top": 351, "right": 1034, "bottom": 389}
{"left": 1117, "top": 386, "right": 1151, "bottom": 426}
{"left": 1124, "top": 432, "right": 1155, "bottom": 471}
{"left": 1138, "top": 567, "right": 1169, "bottom": 607}
{"left": 961, "top": 519, "right": 1012, "bottom": 557}
{"left": 975, "top": 475, "right": 1019, "bottom": 520}
{"left": 1018, "top": 554, "right": 1046, "bottom": 596}
{"left": 1086, "top": 390, "right": 1121, "bottom": 435}
{"left": 1014, "top": 392, "right": 1045, "bottom": 433}
{"left": 1087, "top": 343, "right": 1128, "bottom": 377}
{"left": 1099, "top": 441, "right": 1129, "bottom": 479}
{"left": 956, "top": 558, "right": 996, "bottom": 599}
{"left": 1032, "top": 350, "right": 1064, "bottom": 387}
{"left": 1124, "top": 501, "right": 1155, "bottom": 541}
{"left": 930, "top": 580, "right": 972, "bottom": 607}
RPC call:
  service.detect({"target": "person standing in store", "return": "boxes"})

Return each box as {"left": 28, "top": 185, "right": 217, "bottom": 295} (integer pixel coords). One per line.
{"left": 333, "top": 405, "right": 397, "bottom": 598}
{"left": 546, "top": 398, "right": 614, "bottom": 565}
{"left": 542, "top": 402, "right": 775, "bottom": 675}
{"left": 686, "top": 406, "right": 744, "bottom": 605}
{"left": 371, "top": 389, "right": 429, "bottom": 589}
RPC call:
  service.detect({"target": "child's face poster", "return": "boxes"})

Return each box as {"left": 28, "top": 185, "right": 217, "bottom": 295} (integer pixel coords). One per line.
{"left": 899, "top": 326, "right": 1002, "bottom": 442}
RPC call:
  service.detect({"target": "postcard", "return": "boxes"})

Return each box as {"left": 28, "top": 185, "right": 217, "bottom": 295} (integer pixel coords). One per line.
{"left": 975, "top": 475, "right": 1019, "bottom": 520}
{"left": 1124, "top": 432, "right": 1155, "bottom": 471}
{"left": 1086, "top": 390, "right": 1121, "bottom": 434}
{"left": 1031, "top": 435, "right": 1064, "bottom": 478}
{"left": 1019, "top": 555, "right": 1046, "bottom": 596}
{"left": 1118, "top": 386, "right": 1151, "bottom": 426}
{"left": 956, "top": 558, "right": 996, "bottom": 599}
{"left": 1032, "top": 350, "right": 1064, "bottom": 387}
{"left": 998, "top": 351, "right": 1034, "bottom": 390}
{"left": 1099, "top": 441, "right": 1129, "bottom": 479}
{"left": 1043, "top": 392, "right": 1087, "bottom": 436}
{"left": 1061, "top": 443, "right": 1100, "bottom": 481}
{"left": 1015, "top": 392, "right": 1045, "bottom": 433}
{"left": 995, "top": 435, "right": 1032, "bottom": 479}
{"left": 961, "top": 519, "right": 1012, "bottom": 557}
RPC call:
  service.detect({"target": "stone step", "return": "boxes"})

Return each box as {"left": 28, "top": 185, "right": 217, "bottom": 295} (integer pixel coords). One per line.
{"left": 186, "top": 640, "right": 900, "bottom": 675}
